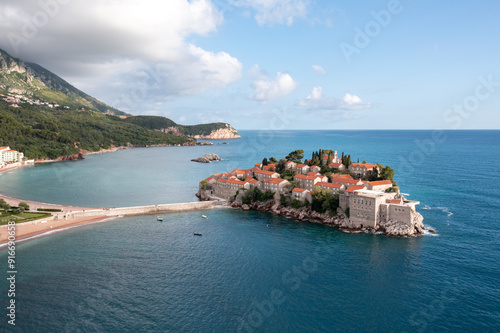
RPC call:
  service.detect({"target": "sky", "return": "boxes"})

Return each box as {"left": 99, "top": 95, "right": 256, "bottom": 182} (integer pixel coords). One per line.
{"left": 0, "top": 0, "right": 499, "bottom": 129}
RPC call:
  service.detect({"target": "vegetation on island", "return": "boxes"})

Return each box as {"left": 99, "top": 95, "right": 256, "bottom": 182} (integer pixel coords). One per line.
{"left": 229, "top": 149, "right": 397, "bottom": 215}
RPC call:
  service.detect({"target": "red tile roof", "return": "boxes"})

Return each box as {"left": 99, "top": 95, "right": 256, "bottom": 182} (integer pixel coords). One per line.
{"left": 351, "top": 163, "right": 379, "bottom": 169}
{"left": 307, "top": 171, "right": 320, "bottom": 177}
{"left": 292, "top": 188, "right": 309, "bottom": 193}
{"left": 227, "top": 179, "right": 247, "bottom": 185}
{"left": 296, "top": 164, "right": 308, "bottom": 168}
{"left": 332, "top": 178, "right": 361, "bottom": 185}
{"left": 328, "top": 162, "right": 343, "bottom": 167}
{"left": 369, "top": 180, "right": 393, "bottom": 186}
{"left": 245, "top": 178, "right": 259, "bottom": 184}
{"left": 255, "top": 169, "right": 277, "bottom": 176}
{"left": 386, "top": 199, "right": 402, "bottom": 204}
{"left": 265, "top": 178, "right": 288, "bottom": 184}
{"left": 285, "top": 161, "right": 295, "bottom": 164}
{"left": 294, "top": 174, "right": 316, "bottom": 180}
{"left": 316, "top": 182, "right": 343, "bottom": 189}
{"left": 345, "top": 185, "right": 366, "bottom": 193}
{"left": 336, "top": 174, "right": 353, "bottom": 179}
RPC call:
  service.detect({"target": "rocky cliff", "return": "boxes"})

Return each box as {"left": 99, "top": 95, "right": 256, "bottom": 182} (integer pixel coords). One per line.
{"left": 190, "top": 127, "right": 241, "bottom": 139}
{"left": 223, "top": 200, "right": 425, "bottom": 237}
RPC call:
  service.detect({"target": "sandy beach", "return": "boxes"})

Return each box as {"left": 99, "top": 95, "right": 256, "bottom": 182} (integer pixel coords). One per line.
{"left": 0, "top": 193, "right": 109, "bottom": 246}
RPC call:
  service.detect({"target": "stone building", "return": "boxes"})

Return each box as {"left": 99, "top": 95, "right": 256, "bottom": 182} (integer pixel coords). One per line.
{"left": 315, "top": 182, "right": 345, "bottom": 194}
{"left": 254, "top": 169, "right": 279, "bottom": 182}
{"left": 367, "top": 180, "right": 393, "bottom": 192}
{"left": 348, "top": 163, "right": 379, "bottom": 179}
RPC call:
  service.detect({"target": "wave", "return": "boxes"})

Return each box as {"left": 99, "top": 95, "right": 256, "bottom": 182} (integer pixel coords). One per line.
{"left": 421, "top": 205, "right": 453, "bottom": 217}
{"left": 424, "top": 225, "right": 439, "bottom": 237}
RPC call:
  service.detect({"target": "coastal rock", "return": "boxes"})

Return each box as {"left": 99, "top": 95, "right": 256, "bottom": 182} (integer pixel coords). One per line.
{"left": 242, "top": 204, "right": 250, "bottom": 211}
{"left": 191, "top": 124, "right": 241, "bottom": 140}
{"left": 196, "top": 141, "right": 214, "bottom": 146}
{"left": 191, "top": 154, "right": 221, "bottom": 163}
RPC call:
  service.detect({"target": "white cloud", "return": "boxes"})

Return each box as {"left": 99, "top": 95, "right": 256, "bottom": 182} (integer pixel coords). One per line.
{"left": 232, "top": 0, "right": 310, "bottom": 26}
{"left": 312, "top": 65, "right": 326, "bottom": 75}
{"left": 0, "top": 0, "right": 242, "bottom": 110}
{"left": 298, "top": 86, "right": 371, "bottom": 111}
{"left": 249, "top": 66, "right": 298, "bottom": 102}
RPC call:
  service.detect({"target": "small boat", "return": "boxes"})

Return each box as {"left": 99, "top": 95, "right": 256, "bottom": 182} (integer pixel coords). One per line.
{"left": 193, "top": 232, "right": 202, "bottom": 236}
{"left": 157, "top": 216, "right": 163, "bottom": 221}
{"left": 201, "top": 215, "right": 207, "bottom": 219}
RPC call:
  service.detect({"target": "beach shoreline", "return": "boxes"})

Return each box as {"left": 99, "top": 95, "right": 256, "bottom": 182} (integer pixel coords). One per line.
{"left": 0, "top": 194, "right": 223, "bottom": 248}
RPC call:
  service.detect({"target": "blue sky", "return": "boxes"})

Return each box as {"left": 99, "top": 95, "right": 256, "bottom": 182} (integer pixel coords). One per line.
{"left": 1, "top": 0, "right": 499, "bottom": 129}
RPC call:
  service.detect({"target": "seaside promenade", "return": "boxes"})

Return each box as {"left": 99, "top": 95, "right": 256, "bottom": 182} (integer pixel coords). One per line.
{"left": 0, "top": 200, "right": 226, "bottom": 245}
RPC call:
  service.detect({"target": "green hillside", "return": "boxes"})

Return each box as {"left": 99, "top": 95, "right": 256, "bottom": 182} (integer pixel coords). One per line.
{"left": 0, "top": 48, "right": 125, "bottom": 115}
{"left": 0, "top": 102, "right": 193, "bottom": 159}
{"left": 124, "top": 116, "right": 233, "bottom": 137}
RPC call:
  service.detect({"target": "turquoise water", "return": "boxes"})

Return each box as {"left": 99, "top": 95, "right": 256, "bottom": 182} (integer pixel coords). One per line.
{"left": 0, "top": 130, "right": 499, "bottom": 332}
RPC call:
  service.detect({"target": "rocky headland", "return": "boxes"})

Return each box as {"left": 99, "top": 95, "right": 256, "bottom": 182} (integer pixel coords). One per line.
{"left": 227, "top": 200, "right": 424, "bottom": 237}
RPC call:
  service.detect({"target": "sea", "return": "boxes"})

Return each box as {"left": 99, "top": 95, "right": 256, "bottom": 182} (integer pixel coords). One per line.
{"left": 0, "top": 130, "right": 498, "bottom": 332}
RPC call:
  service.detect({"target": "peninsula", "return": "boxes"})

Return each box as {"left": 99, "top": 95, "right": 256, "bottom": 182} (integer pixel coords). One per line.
{"left": 197, "top": 149, "right": 424, "bottom": 237}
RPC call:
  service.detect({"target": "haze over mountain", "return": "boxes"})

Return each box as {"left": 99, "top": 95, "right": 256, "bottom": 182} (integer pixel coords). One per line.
{"left": 0, "top": 49, "right": 240, "bottom": 159}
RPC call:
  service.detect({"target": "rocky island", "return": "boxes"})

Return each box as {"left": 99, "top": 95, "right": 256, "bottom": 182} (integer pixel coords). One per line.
{"left": 197, "top": 149, "right": 425, "bottom": 237}
{"left": 192, "top": 154, "right": 221, "bottom": 163}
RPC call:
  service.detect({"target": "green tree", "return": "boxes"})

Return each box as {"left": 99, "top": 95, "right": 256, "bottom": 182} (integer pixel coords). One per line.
{"left": 18, "top": 202, "right": 30, "bottom": 211}
{"left": 0, "top": 199, "right": 10, "bottom": 213}
{"left": 262, "top": 157, "right": 269, "bottom": 166}
{"left": 380, "top": 165, "right": 395, "bottom": 180}
{"left": 276, "top": 158, "right": 287, "bottom": 173}
{"left": 285, "top": 149, "right": 304, "bottom": 163}
{"left": 269, "top": 157, "right": 278, "bottom": 164}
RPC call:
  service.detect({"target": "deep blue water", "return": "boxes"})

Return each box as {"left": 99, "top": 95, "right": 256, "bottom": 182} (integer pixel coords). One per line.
{"left": 0, "top": 130, "right": 499, "bottom": 332}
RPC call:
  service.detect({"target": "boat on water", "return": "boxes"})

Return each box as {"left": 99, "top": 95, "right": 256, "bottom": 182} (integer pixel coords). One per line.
{"left": 157, "top": 216, "right": 163, "bottom": 221}
{"left": 201, "top": 215, "right": 207, "bottom": 219}
{"left": 193, "top": 232, "right": 202, "bottom": 236}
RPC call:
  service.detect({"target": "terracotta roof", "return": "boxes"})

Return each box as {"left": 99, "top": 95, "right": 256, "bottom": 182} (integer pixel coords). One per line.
{"left": 217, "top": 178, "right": 228, "bottom": 183}
{"left": 386, "top": 199, "right": 402, "bottom": 204}
{"left": 245, "top": 178, "right": 259, "bottom": 184}
{"left": 296, "top": 164, "right": 308, "bottom": 168}
{"left": 0, "top": 146, "right": 9, "bottom": 150}
{"left": 285, "top": 161, "right": 295, "bottom": 164}
{"left": 255, "top": 163, "right": 263, "bottom": 166}
{"left": 316, "top": 182, "right": 343, "bottom": 189}
{"left": 345, "top": 185, "right": 366, "bottom": 193}
{"left": 332, "top": 178, "right": 361, "bottom": 184}
{"left": 306, "top": 171, "right": 321, "bottom": 177}
{"left": 292, "top": 188, "right": 309, "bottom": 193}
{"left": 294, "top": 174, "right": 316, "bottom": 180}
{"left": 369, "top": 180, "right": 393, "bottom": 186}
{"left": 227, "top": 179, "right": 247, "bottom": 185}
{"left": 310, "top": 165, "right": 319, "bottom": 169}
{"left": 255, "top": 169, "right": 277, "bottom": 176}
{"left": 351, "top": 163, "right": 379, "bottom": 169}
{"left": 265, "top": 178, "right": 288, "bottom": 184}
{"left": 336, "top": 174, "right": 353, "bottom": 179}
{"left": 328, "top": 162, "right": 343, "bottom": 167}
